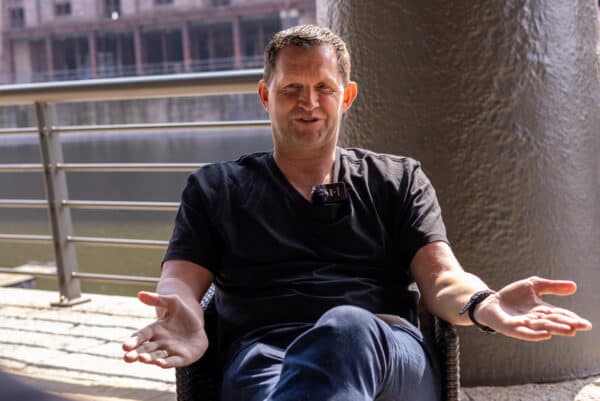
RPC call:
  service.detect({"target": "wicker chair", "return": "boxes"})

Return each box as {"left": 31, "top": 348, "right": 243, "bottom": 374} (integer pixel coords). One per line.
{"left": 176, "top": 285, "right": 460, "bottom": 401}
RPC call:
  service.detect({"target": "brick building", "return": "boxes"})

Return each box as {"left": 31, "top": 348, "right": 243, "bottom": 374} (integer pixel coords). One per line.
{"left": 0, "top": 0, "right": 315, "bottom": 84}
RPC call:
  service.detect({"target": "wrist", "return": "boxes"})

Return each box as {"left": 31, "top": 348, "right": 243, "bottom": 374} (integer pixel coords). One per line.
{"left": 459, "top": 289, "right": 497, "bottom": 333}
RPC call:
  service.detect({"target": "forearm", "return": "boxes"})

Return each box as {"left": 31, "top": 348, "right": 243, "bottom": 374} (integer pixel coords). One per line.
{"left": 425, "top": 269, "right": 490, "bottom": 326}
{"left": 157, "top": 276, "right": 202, "bottom": 304}
{"left": 156, "top": 259, "right": 214, "bottom": 321}
{"left": 411, "top": 241, "right": 491, "bottom": 326}
{"left": 123, "top": 260, "right": 214, "bottom": 367}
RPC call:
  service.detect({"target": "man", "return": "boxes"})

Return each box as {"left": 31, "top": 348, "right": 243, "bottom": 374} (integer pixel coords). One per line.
{"left": 123, "top": 25, "right": 592, "bottom": 401}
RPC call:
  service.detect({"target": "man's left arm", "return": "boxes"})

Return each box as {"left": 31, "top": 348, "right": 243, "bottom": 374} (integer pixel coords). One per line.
{"left": 411, "top": 241, "right": 592, "bottom": 341}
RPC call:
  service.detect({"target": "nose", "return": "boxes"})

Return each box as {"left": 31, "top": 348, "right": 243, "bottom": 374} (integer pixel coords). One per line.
{"left": 298, "top": 87, "right": 318, "bottom": 110}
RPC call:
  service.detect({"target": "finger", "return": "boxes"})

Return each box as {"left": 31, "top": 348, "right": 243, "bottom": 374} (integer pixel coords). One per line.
{"left": 138, "top": 292, "right": 177, "bottom": 316}
{"left": 123, "top": 349, "right": 139, "bottom": 363}
{"left": 123, "top": 339, "right": 162, "bottom": 363}
{"left": 126, "top": 340, "right": 161, "bottom": 356}
{"left": 530, "top": 277, "right": 577, "bottom": 296}
{"left": 505, "top": 326, "right": 552, "bottom": 342}
{"left": 124, "top": 347, "right": 151, "bottom": 363}
{"left": 498, "top": 317, "right": 551, "bottom": 341}
{"left": 122, "top": 325, "right": 154, "bottom": 351}
{"left": 154, "top": 355, "right": 183, "bottom": 369}
{"left": 139, "top": 349, "right": 170, "bottom": 364}
{"left": 126, "top": 350, "right": 162, "bottom": 365}
{"left": 534, "top": 306, "right": 593, "bottom": 330}
{"left": 524, "top": 318, "right": 575, "bottom": 336}
{"left": 138, "top": 291, "right": 160, "bottom": 307}
{"left": 537, "top": 311, "right": 592, "bottom": 331}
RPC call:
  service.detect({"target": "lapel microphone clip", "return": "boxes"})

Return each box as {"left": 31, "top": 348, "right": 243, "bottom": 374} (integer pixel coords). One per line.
{"left": 311, "top": 182, "right": 348, "bottom": 205}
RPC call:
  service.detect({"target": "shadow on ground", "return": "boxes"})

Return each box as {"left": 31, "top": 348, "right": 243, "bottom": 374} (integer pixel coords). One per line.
{"left": 9, "top": 372, "right": 175, "bottom": 401}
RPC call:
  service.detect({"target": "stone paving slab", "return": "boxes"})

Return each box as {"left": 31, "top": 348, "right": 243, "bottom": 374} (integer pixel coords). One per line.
{"left": 461, "top": 376, "right": 600, "bottom": 401}
{"left": 0, "top": 287, "right": 175, "bottom": 401}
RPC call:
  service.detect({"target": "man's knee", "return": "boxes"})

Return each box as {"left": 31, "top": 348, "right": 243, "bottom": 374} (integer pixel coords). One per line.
{"left": 310, "top": 305, "right": 386, "bottom": 351}
{"left": 221, "top": 342, "right": 283, "bottom": 401}
{"left": 318, "top": 305, "right": 379, "bottom": 331}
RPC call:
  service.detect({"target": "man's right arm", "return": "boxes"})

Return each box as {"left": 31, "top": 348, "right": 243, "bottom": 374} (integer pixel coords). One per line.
{"left": 122, "top": 259, "right": 214, "bottom": 368}
{"left": 157, "top": 259, "right": 213, "bottom": 306}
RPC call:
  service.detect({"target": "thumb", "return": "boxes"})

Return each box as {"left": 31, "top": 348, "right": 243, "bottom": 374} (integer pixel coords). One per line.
{"left": 137, "top": 291, "right": 161, "bottom": 307}
{"left": 138, "top": 291, "right": 179, "bottom": 311}
{"left": 531, "top": 277, "right": 577, "bottom": 296}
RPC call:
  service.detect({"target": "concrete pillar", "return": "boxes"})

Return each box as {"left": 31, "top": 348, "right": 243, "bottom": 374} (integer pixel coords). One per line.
{"left": 318, "top": 0, "right": 600, "bottom": 386}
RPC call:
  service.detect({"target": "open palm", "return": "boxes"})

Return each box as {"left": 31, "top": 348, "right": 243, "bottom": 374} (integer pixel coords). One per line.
{"left": 122, "top": 291, "right": 208, "bottom": 368}
{"left": 476, "top": 276, "right": 592, "bottom": 341}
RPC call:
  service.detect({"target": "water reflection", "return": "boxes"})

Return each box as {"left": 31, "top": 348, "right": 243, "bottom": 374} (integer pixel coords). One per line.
{"left": 0, "top": 128, "right": 273, "bottom": 295}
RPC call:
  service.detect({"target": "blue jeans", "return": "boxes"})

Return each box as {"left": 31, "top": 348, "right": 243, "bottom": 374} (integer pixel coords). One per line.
{"left": 221, "top": 305, "right": 441, "bottom": 401}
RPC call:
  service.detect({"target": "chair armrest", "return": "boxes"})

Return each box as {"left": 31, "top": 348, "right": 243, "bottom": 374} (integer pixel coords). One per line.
{"left": 433, "top": 316, "right": 460, "bottom": 401}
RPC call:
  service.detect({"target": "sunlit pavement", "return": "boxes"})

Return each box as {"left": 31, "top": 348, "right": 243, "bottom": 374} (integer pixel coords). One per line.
{"left": 0, "top": 287, "right": 175, "bottom": 401}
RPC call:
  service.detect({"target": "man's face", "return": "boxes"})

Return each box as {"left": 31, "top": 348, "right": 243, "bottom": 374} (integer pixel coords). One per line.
{"left": 258, "top": 45, "right": 357, "bottom": 155}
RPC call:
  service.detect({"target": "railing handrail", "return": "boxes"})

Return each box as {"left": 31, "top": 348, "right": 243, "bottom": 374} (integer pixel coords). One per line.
{"left": 0, "top": 68, "right": 264, "bottom": 106}
{"left": 1, "top": 55, "right": 265, "bottom": 85}
{"left": 0, "top": 69, "right": 267, "bottom": 303}
{"left": 0, "top": 120, "right": 271, "bottom": 136}
{"left": 0, "top": 200, "right": 180, "bottom": 211}
{"left": 0, "top": 163, "right": 208, "bottom": 172}
{"left": 0, "top": 127, "right": 38, "bottom": 135}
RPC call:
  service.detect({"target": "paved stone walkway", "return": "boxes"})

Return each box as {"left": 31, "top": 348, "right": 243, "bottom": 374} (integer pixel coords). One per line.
{"left": 0, "top": 286, "right": 598, "bottom": 401}
{"left": 0, "top": 287, "right": 175, "bottom": 401}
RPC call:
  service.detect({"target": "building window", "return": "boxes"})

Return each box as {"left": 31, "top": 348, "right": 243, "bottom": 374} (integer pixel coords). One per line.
{"left": 211, "top": 0, "right": 230, "bottom": 6}
{"left": 104, "top": 0, "right": 121, "bottom": 19}
{"left": 9, "top": 7, "right": 25, "bottom": 28}
{"left": 55, "top": 2, "right": 72, "bottom": 16}
{"left": 154, "top": 0, "right": 174, "bottom": 5}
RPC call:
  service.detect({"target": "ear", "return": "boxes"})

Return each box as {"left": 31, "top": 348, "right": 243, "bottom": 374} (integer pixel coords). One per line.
{"left": 342, "top": 81, "right": 358, "bottom": 113}
{"left": 257, "top": 80, "right": 269, "bottom": 111}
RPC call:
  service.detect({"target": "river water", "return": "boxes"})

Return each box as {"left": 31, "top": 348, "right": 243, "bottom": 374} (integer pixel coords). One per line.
{"left": 1, "top": 98, "right": 273, "bottom": 296}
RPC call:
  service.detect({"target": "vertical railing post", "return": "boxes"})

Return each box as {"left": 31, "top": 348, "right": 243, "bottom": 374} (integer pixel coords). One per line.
{"left": 35, "top": 102, "right": 88, "bottom": 306}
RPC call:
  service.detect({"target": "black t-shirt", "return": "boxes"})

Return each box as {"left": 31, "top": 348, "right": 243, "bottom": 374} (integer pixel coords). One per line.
{"left": 163, "top": 147, "right": 447, "bottom": 361}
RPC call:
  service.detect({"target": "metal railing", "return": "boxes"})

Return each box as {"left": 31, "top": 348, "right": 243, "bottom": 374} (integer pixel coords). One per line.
{"left": 1, "top": 55, "right": 265, "bottom": 85}
{"left": 0, "top": 68, "right": 267, "bottom": 305}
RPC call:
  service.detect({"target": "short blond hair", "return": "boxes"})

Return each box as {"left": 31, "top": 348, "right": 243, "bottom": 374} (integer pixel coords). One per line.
{"left": 263, "top": 25, "right": 351, "bottom": 85}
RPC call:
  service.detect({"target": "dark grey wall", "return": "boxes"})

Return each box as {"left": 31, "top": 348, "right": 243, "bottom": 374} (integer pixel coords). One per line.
{"left": 319, "top": 0, "right": 600, "bottom": 386}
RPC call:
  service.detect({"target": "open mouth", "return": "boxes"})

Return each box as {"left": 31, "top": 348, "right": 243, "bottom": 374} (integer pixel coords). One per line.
{"left": 295, "top": 117, "right": 321, "bottom": 123}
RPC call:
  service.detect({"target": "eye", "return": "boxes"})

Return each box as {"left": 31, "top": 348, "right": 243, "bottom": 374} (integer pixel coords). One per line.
{"left": 316, "top": 83, "right": 334, "bottom": 93}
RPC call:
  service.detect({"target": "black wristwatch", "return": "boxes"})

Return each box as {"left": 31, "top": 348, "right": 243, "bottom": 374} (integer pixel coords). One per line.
{"left": 459, "top": 289, "right": 497, "bottom": 333}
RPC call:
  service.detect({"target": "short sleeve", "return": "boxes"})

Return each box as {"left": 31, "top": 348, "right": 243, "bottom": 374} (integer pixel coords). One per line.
{"left": 162, "top": 173, "right": 223, "bottom": 274}
{"left": 396, "top": 162, "right": 448, "bottom": 265}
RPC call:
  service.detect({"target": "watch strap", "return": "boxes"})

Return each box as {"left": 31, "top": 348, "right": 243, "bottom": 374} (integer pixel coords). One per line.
{"left": 459, "top": 289, "right": 497, "bottom": 333}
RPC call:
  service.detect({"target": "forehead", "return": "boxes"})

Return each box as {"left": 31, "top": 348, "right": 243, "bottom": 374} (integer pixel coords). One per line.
{"left": 272, "top": 45, "right": 341, "bottom": 82}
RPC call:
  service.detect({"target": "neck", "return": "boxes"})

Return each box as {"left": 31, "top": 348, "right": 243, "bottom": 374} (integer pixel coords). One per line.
{"left": 273, "top": 145, "right": 336, "bottom": 201}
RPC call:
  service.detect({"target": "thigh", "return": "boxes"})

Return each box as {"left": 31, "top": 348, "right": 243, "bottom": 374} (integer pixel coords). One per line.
{"left": 221, "top": 342, "right": 285, "bottom": 401}
{"left": 376, "top": 324, "right": 441, "bottom": 401}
